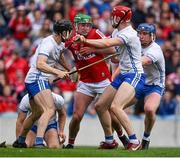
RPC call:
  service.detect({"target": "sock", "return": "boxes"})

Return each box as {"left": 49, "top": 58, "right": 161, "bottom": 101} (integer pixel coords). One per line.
{"left": 105, "top": 135, "right": 113, "bottom": 144}
{"left": 18, "top": 136, "right": 26, "bottom": 144}
{"left": 143, "top": 132, "right": 150, "bottom": 141}
{"left": 35, "top": 137, "right": 44, "bottom": 145}
{"left": 117, "top": 129, "right": 123, "bottom": 137}
{"left": 128, "top": 134, "right": 139, "bottom": 144}
{"left": 68, "top": 138, "right": 75, "bottom": 145}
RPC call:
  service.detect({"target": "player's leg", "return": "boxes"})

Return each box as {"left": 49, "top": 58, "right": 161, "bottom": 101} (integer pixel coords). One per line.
{"left": 21, "top": 99, "right": 42, "bottom": 137}
{"left": 33, "top": 89, "right": 56, "bottom": 147}
{"left": 13, "top": 99, "right": 42, "bottom": 148}
{"left": 66, "top": 91, "right": 94, "bottom": 148}
{"left": 110, "top": 73, "right": 145, "bottom": 150}
{"left": 141, "top": 91, "right": 162, "bottom": 149}
{"left": 111, "top": 111, "right": 129, "bottom": 149}
{"left": 110, "top": 82, "right": 138, "bottom": 142}
{"left": 111, "top": 98, "right": 137, "bottom": 149}
{"left": 44, "top": 125, "right": 61, "bottom": 149}
{"left": 95, "top": 85, "right": 118, "bottom": 149}
{"left": 26, "top": 130, "right": 36, "bottom": 148}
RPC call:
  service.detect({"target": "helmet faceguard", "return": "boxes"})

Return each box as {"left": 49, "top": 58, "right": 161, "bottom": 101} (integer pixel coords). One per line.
{"left": 53, "top": 19, "right": 73, "bottom": 42}
{"left": 111, "top": 6, "right": 132, "bottom": 28}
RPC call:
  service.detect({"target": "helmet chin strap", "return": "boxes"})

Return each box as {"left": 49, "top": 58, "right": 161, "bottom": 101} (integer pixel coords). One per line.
{"left": 151, "top": 33, "right": 156, "bottom": 42}
{"left": 113, "top": 10, "right": 130, "bottom": 28}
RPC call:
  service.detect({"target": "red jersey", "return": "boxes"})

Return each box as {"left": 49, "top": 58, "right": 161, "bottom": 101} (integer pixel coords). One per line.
{"left": 66, "top": 29, "right": 111, "bottom": 83}
{"left": 8, "top": 16, "right": 31, "bottom": 40}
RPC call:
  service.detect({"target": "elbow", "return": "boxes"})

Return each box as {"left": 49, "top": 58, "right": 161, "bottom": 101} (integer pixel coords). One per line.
{"left": 61, "top": 110, "right": 67, "bottom": 118}
{"left": 36, "top": 61, "right": 44, "bottom": 70}
{"left": 142, "top": 60, "right": 151, "bottom": 66}
{"left": 61, "top": 107, "right": 66, "bottom": 115}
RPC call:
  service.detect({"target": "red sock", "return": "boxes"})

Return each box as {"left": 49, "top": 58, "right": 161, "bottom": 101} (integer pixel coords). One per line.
{"left": 68, "top": 138, "right": 75, "bottom": 145}
{"left": 117, "top": 129, "right": 123, "bottom": 137}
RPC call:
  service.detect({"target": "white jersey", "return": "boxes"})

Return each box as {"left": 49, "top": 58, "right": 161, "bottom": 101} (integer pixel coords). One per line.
{"left": 112, "top": 25, "right": 143, "bottom": 74}
{"left": 25, "top": 35, "right": 65, "bottom": 83}
{"left": 18, "top": 92, "right": 65, "bottom": 125}
{"left": 142, "top": 42, "right": 165, "bottom": 88}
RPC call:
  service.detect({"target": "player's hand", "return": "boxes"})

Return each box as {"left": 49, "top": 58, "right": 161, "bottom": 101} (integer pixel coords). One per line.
{"left": 111, "top": 55, "right": 119, "bottom": 63}
{"left": 73, "top": 35, "right": 86, "bottom": 43}
{"left": 69, "top": 67, "right": 78, "bottom": 82}
{"left": 58, "top": 132, "right": 66, "bottom": 144}
{"left": 56, "top": 70, "right": 69, "bottom": 80}
{"left": 79, "top": 47, "right": 95, "bottom": 55}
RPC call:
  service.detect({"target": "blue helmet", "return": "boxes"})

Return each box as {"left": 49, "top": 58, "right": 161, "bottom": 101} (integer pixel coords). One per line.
{"left": 137, "top": 23, "right": 156, "bottom": 34}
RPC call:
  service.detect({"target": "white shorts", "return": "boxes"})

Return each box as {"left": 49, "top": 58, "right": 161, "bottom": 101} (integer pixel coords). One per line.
{"left": 77, "top": 79, "right": 110, "bottom": 97}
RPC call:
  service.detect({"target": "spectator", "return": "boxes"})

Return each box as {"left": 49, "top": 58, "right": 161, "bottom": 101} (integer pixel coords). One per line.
{"left": 19, "top": 38, "right": 32, "bottom": 58}
{"left": 29, "top": 9, "right": 44, "bottom": 40}
{"left": 0, "top": 84, "right": 17, "bottom": 113}
{"left": 0, "top": 35, "right": 17, "bottom": 59}
{"left": 158, "top": 90, "right": 177, "bottom": 116}
{"left": 8, "top": 5, "right": 32, "bottom": 45}
{"left": 132, "top": 0, "right": 146, "bottom": 28}
{"left": 147, "top": 0, "right": 160, "bottom": 22}
{"left": 68, "top": 0, "right": 86, "bottom": 22}
{"left": 5, "top": 50, "right": 29, "bottom": 85}
{"left": 167, "top": 65, "right": 180, "bottom": 95}
{"left": 0, "top": 73, "right": 6, "bottom": 95}
{"left": 98, "top": 9, "right": 112, "bottom": 35}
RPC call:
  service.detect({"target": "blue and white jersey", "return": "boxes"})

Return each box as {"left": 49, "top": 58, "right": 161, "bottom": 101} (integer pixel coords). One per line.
{"left": 142, "top": 42, "right": 165, "bottom": 88}
{"left": 112, "top": 25, "right": 144, "bottom": 74}
{"left": 25, "top": 35, "right": 65, "bottom": 83}
{"left": 18, "top": 93, "right": 65, "bottom": 125}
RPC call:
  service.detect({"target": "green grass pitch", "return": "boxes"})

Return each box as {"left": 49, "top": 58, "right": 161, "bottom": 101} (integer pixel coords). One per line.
{"left": 0, "top": 146, "right": 180, "bottom": 157}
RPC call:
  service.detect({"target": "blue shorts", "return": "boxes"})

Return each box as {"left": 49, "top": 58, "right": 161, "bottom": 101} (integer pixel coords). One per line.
{"left": 30, "top": 122, "right": 58, "bottom": 134}
{"left": 138, "top": 85, "right": 164, "bottom": 100}
{"left": 111, "top": 73, "right": 145, "bottom": 100}
{"left": 25, "top": 80, "right": 51, "bottom": 99}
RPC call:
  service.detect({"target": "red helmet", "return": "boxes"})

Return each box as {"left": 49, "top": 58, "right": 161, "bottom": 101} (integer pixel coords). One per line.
{"left": 111, "top": 5, "right": 132, "bottom": 28}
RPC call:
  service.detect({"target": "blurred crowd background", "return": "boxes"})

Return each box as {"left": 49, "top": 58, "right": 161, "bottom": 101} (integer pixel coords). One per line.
{"left": 0, "top": 0, "right": 179, "bottom": 118}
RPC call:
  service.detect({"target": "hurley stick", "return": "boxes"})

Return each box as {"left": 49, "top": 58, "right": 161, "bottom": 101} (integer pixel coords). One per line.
{"left": 53, "top": 53, "right": 120, "bottom": 82}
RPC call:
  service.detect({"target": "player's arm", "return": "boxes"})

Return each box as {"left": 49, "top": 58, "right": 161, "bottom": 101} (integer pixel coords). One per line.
{"left": 141, "top": 56, "right": 153, "bottom": 66}
{"left": 57, "top": 107, "right": 67, "bottom": 143}
{"left": 80, "top": 46, "right": 116, "bottom": 55}
{"left": 37, "top": 55, "right": 69, "bottom": 79}
{"left": 80, "top": 46, "right": 119, "bottom": 63}
{"left": 78, "top": 36, "right": 123, "bottom": 48}
{"left": 97, "top": 47, "right": 119, "bottom": 63}
{"left": 16, "top": 111, "right": 27, "bottom": 138}
{"left": 96, "top": 47, "right": 119, "bottom": 63}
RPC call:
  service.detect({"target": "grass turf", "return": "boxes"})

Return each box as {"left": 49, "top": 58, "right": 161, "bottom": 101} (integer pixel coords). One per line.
{"left": 0, "top": 146, "right": 180, "bottom": 157}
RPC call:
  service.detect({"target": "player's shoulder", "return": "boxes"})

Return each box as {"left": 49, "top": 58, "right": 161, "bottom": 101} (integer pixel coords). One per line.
{"left": 151, "top": 42, "right": 163, "bottom": 52}
{"left": 153, "top": 42, "right": 161, "bottom": 48}
{"left": 40, "top": 35, "right": 57, "bottom": 50}
{"left": 123, "top": 26, "right": 137, "bottom": 38}
{"left": 113, "top": 26, "right": 137, "bottom": 39}
{"left": 39, "top": 35, "right": 53, "bottom": 47}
